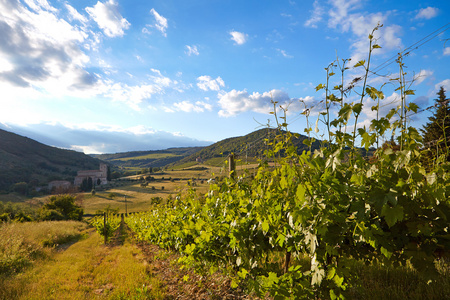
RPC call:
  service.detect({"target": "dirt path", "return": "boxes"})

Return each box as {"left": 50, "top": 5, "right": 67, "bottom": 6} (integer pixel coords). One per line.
{"left": 136, "top": 241, "right": 251, "bottom": 299}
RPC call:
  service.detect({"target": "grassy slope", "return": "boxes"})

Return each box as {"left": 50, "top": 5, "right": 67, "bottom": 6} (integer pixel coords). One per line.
{"left": 0, "top": 226, "right": 165, "bottom": 300}
{"left": 81, "top": 168, "right": 219, "bottom": 214}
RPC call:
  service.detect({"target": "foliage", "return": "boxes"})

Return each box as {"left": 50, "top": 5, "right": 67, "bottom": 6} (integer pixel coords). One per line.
{"left": 40, "top": 194, "right": 83, "bottom": 221}
{"left": 80, "top": 177, "right": 93, "bottom": 192}
{"left": 90, "top": 213, "right": 121, "bottom": 242}
{"left": 126, "top": 25, "right": 450, "bottom": 299}
{"left": 12, "top": 182, "right": 28, "bottom": 195}
{"left": 0, "top": 201, "right": 38, "bottom": 222}
{"left": 421, "top": 86, "right": 450, "bottom": 164}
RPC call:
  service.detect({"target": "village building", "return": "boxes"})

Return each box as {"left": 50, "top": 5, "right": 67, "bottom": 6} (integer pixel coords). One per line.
{"left": 48, "top": 180, "right": 71, "bottom": 191}
{"left": 74, "top": 163, "right": 108, "bottom": 187}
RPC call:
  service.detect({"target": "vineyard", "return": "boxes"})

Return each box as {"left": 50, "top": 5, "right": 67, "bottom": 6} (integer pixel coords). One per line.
{"left": 98, "top": 26, "right": 450, "bottom": 299}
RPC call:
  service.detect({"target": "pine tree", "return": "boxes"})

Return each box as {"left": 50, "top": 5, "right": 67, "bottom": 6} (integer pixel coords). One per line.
{"left": 421, "top": 86, "right": 450, "bottom": 161}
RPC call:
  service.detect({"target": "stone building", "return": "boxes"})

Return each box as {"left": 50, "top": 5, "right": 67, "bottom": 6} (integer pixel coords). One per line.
{"left": 48, "top": 180, "right": 71, "bottom": 191}
{"left": 74, "top": 163, "right": 108, "bottom": 187}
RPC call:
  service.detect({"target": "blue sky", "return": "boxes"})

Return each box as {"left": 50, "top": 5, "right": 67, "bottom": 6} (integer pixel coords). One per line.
{"left": 0, "top": 0, "right": 449, "bottom": 153}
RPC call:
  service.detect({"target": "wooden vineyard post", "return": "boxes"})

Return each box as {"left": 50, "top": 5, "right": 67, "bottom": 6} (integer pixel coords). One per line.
{"left": 124, "top": 195, "right": 127, "bottom": 215}
{"left": 103, "top": 212, "right": 107, "bottom": 245}
{"left": 228, "top": 153, "right": 236, "bottom": 179}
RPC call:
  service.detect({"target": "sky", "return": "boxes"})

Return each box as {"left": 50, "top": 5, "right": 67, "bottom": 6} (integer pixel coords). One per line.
{"left": 0, "top": 0, "right": 449, "bottom": 154}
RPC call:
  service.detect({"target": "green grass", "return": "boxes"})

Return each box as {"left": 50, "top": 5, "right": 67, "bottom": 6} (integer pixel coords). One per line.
{"left": 347, "top": 259, "right": 450, "bottom": 299}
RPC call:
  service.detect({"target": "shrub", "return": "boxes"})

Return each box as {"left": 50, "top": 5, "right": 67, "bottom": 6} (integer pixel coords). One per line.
{"left": 40, "top": 195, "right": 83, "bottom": 221}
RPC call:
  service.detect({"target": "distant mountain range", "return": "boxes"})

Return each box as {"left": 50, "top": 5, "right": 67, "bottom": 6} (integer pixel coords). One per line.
{"left": 0, "top": 129, "right": 103, "bottom": 192}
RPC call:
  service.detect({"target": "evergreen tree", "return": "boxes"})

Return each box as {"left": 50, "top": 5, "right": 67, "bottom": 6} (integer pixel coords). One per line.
{"left": 421, "top": 86, "right": 450, "bottom": 161}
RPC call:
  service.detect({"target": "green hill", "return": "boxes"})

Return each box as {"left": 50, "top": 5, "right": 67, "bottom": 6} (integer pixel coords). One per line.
{"left": 175, "top": 128, "right": 323, "bottom": 166}
{"left": 92, "top": 147, "right": 203, "bottom": 169}
{"left": 0, "top": 129, "right": 104, "bottom": 192}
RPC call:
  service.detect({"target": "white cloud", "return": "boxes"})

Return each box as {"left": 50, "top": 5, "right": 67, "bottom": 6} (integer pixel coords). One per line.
{"left": 230, "top": 31, "right": 248, "bottom": 45}
{"left": 173, "top": 100, "right": 212, "bottom": 113}
{"left": 277, "top": 49, "right": 293, "bottom": 58}
{"left": 435, "top": 79, "right": 450, "bottom": 94}
{"left": 149, "top": 8, "right": 168, "bottom": 37}
{"left": 325, "top": 1, "right": 402, "bottom": 62}
{"left": 415, "top": 7, "right": 439, "bottom": 20}
{"left": 149, "top": 68, "right": 172, "bottom": 87}
{"left": 0, "top": 0, "right": 99, "bottom": 96}
{"left": 197, "top": 76, "right": 225, "bottom": 91}
{"left": 24, "top": 0, "right": 57, "bottom": 13}
{"left": 65, "top": 4, "right": 88, "bottom": 23}
{"left": 85, "top": 0, "right": 130, "bottom": 38}
{"left": 105, "top": 69, "right": 174, "bottom": 110}
{"left": 185, "top": 45, "right": 199, "bottom": 56}
{"left": 327, "top": 0, "right": 362, "bottom": 29}
{"left": 414, "top": 69, "right": 433, "bottom": 85}
{"left": 304, "top": 0, "right": 324, "bottom": 28}
{"left": 444, "top": 47, "right": 450, "bottom": 56}
{"left": 218, "top": 89, "right": 292, "bottom": 117}
{"left": 106, "top": 83, "right": 160, "bottom": 111}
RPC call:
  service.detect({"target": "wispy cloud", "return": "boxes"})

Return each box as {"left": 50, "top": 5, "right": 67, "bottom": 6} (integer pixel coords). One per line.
{"left": 197, "top": 76, "right": 225, "bottom": 91}
{"left": 85, "top": 0, "right": 130, "bottom": 38}
{"left": 324, "top": 0, "right": 403, "bottom": 62}
{"left": 65, "top": 4, "right": 88, "bottom": 23}
{"left": 304, "top": 0, "right": 324, "bottom": 28}
{"left": 173, "top": 100, "right": 212, "bottom": 113}
{"left": 230, "top": 31, "right": 248, "bottom": 45}
{"left": 415, "top": 7, "right": 439, "bottom": 20}
{"left": 444, "top": 47, "right": 450, "bottom": 56}
{"left": 414, "top": 69, "right": 433, "bottom": 85}
{"left": 185, "top": 45, "right": 199, "bottom": 56}
{"left": 148, "top": 8, "right": 168, "bottom": 37}
{"left": 277, "top": 49, "right": 293, "bottom": 58}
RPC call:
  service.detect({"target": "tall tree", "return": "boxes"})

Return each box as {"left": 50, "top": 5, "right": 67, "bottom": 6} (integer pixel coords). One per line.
{"left": 421, "top": 86, "right": 450, "bottom": 161}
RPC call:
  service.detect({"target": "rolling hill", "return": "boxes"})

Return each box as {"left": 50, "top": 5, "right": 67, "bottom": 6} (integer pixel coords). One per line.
{"left": 0, "top": 129, "right": 104, "bottom": 192}
{"left": 94, "top": 128, "right": 325, "bottom": 169}
{"left": 174, "top": 128, "right": 324, "bottom": 166}
{"left": 92, "top": 147, "right": 203, "bottom": 169}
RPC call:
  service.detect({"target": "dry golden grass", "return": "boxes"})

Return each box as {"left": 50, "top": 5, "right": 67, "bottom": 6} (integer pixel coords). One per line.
{"left": 81, "top": 167, "right": 226, "bottom": 214}
{"left": 1, "top": 228, "right": 165, "bottom": 300}
{"left": 0, "top": 221, "right": 89, "bottom": 274}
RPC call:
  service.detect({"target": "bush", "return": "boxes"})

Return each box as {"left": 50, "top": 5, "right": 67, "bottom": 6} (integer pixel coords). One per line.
{"left": 40, "top": 209, "right": 64, "bottom": 221}
{"left": 40, "top": 195, "right": 83, "bottom": 221}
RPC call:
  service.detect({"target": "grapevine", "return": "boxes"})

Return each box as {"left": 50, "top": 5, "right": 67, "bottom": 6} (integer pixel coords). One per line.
{"left": 125, "top": 25, "right": 450, "bottom": 299}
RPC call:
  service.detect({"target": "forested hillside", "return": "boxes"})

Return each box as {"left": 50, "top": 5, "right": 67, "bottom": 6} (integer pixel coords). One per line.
{"left": 0, "top": 129, "right": 103, "bottom": 192}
